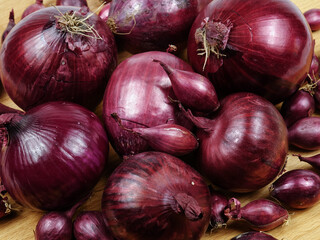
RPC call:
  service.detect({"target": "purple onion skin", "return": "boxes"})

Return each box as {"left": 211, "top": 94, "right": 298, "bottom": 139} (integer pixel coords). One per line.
{"left": 270, "top": 169, "right": 320, "bottom": 209}
{"left": 154, "top": 59, "right": 220, "bottom": 113}
{"left": 314, "top": 81, "right": 320, "bottom": 110}
{"left": 297, "top": 153, "right": 320, "bottom": 170}
{"left": 1, "top": 9, "right": 15, "bottom": 44}
{"left": 231, "top": 231, "right": 278, "bottom": 240}
{"left": 304, "top": 9, "right": 320, "bottom": 31}
{"left": 101, "top": 151, "right": 211, "bottom": 240}
{"left": 74, "top": 211, "right": 115, "bottom": 240}
{"left": 197, "top": 92, "right": 288, "bottom": 192}
{"left": 103, "top": 51, "right": 194, "bottom": 157}
{"left": 0, "top": 6, "right": 117, "bottom": 111}
{"left": 0, "top": 102, "right": 108, "bottom": 211}
{"left": 288, "top": 116, "right": 320, "bottom": 150}
{"left": 225, "top": 199, "right": 289, "bottom": 231}
{"left": 187, "top": 0, "right": 313, "bottom": 104}
{"left": 209, "top": 189, "right": 229, "bottom": 229}
{"left": 107, "top": 0, "right": 199, "bottom": 52}
{"left": 280, "top": 89, "right": 315, "bottom": 127}
{"left": 56, "top": 0, "right": 88, "bottom": 7}
{"left": 98, "top": 2, "right": 111, "bottom": 22}
{"left": 21, "top": 0, "right": 45, "bottom": 19}
{"left": 309, "top": 52, "right": 320, "bottom": 76}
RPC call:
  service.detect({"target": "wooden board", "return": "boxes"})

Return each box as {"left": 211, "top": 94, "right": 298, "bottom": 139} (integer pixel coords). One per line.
{"left": 0, "top": 0, "right": 320, "bottom": 239}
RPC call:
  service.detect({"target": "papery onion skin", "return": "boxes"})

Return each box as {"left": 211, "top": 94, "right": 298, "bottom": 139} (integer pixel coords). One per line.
{"left": 1, "top": 9, "right": 15, "bottom": 43}
{"left": 107, "top": 0, "right": 199, "bottom": 52}
{"left": 21, "top": 0, "right": 45, "bottom": 19}
{"left": 0, "top": 195, "right": 11, "bottom": 219}
{"left": 101, "top": 151, "right": 211, "bottom": 240}
{"left": 270, "top": 169, "right": 320, "bottom": 209}
{"left": 231, "top": 231, "right": 278, "bottom": 240}
{"left": 197, "top": 92, "right": 288, "bottom": 192}
{"left": 0, "top": 6, "right": 117, "bottom": 111}
{"left": 103, "top": 51, "right": 193, "bottom": 157}
{"left": 208, "top": 188, "right": 229, "bottom": 229}
{"left": 187, "top": 0, "right": 313, "bottom": 104}
{"left": 304, "top": 9, "right": 320, "bottom": 31}
{"left": 0, "top": 102, "right": 108, "bottom": 211}
{"left": 56, "top": 0, "right": 88, "bottom": 7}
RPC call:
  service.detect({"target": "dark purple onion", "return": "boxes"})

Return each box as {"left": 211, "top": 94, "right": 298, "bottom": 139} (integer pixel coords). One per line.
{"left": 98, "top": 2, "right": 111, "bottom": 22}
{"left": 309, "top": 52, "right": 320, "bottom": 77}
{"left": 280, "top": 89, "right": 315, "bottom": 127}
{"left": 153, "top": 59, "right": 220, "bottom": 113}
{"left": 288, "top": 116, "right": 320, "bottom": 150}
{"left": 0, "top": 6, "right": 117, "bottom": 111}
{"left": 314, "top": 80, "right": 320, "bottom": 110}
{"left": 224, "top": 198, "right": 289, "bottom": 231}
{"left": 101, "top": 151, "right": 211, "bottom": 240}
{"left": 0, "top": 102, "right": 108, "bottom": 211}
{"left": 1, "top": 9, "right": 15, "bottom": 43}
{"left": 270, "top": 169, "right": 320, "bottom": 209}
{"left": 189, "top": 92, "right": 288, "bottom": 192}
{"left": 73, "top": 211, "right": 115, "bottom": 240}
{"left": 304, "top": 8, "right": 320, "bottom": 31}
{"left": 208, "top": 187, "right": 229, "bottom": 229}
{"left": 231, "top": 231, "right": 278, "bottom": 240}
{"left": 0, "top": 194, "right": 11, "bottom": 219}
{"left": 56, "top": 0, "right": 88, "bottom": 7}
{"left": 103, "top": 51, "right": 194, "bottom": 157}
{"left": 296, "top": 153, "right": 320, "bottom": 170}
{"left": 21, "top": 0, "right": 45, "bottom": 19}
{"left": 187, "top": 0, "right": 313, "bottom": 104}
{"left": 107, "top": 0, "right": 200, "bottom": 52}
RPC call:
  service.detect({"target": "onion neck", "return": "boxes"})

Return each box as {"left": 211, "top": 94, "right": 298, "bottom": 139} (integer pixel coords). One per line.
{"left": 224, "top": 197, "right": 242, "bottom": 220}
{"left": 172, "top": 193, "right": 203, "bottom": 221}
{"left": 0, "top": 112, "right": 24, "bottom": 149}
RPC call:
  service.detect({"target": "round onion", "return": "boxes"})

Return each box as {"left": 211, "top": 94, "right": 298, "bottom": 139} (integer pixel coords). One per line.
{"left": 101, "top": 151, "right": 211, "bottom": 240}
{"left": 187, "top": 0, "right": 313, "bottom": 104}
{"left": 190, "top": 92, "right": 288, "bottom": 192}
{"left": 103, "top": 51, "right": 194, "bottom": 157}
{"left": 0, "top": 6, "right": 117, "bottom": 111}
{"left": 0, "top": 101, "right": 108, "bottom": 211}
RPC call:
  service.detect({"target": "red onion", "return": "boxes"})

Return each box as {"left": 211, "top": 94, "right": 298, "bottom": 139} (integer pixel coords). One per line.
{"left": 270, "top": 169, "right": 320, "bottom": 209}
{"left": 208, "top": 187, "right": 229, "bottom": 229}
{"left": 304, "top": 9, "right": 320, "bottom": 31}
{"left": 101, "top": 151, "right": 211, "bottom": 240}
{"left": 314, "top": 80, "right": 320, "bottom": 110}
{"left": 21, "top": 0, "right": 45, "bottom": 19}
{"left": 309, "top": 52, "right": 320, "bottom": 77}
{"left": 296, "top": 153, "right": 320, "bottom": 170}
{"left": 280, "top": 89, "right": 315, "bottom": 127}
{"left": 1, "top": 9, "right": 15, "bottom": 43}
{"left": 288, "top": 116, "right": 320, "bottom": 150}
{"left": 73, "top": 211, "right": 115, "bottom": 240}
{"left": 56, "top": 0, "right": 88, "bottom": 7}
{"left": 103, "top": 51, "right": 194, "bottom": 157}
{"left": 187, "top": 92, "right": 288, "bottom": 192}
{"left": 98, "top": 2, "right": 111, "bottom": 22}
{"left": 187, "top": 0, "right": 313, "bottom": 104}
{"left": 107, "top": 0, "right": 200, "bottom": 52}
{"left": 111, "top": 113, "right": 198, "bottom": 156}
{"left": 0, "top": 194, "right": 11, "bottom": 219}
{"left": 231, "top": 231, "right": 278, "bottom": 240}
{"left": 0, "top": 6, "right": 117, "bottom": 111}
{"left": 153, "top": 59, "right": 220, "bottom": 113}
{"left": 224, "top": 198, "right": 289, "bottom": 231}
{"left": 0, "top": 101, "right": 108, "bottom": 211}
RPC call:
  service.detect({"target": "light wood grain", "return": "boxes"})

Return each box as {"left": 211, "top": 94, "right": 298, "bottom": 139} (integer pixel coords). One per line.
{"left": 0, "top": 0, "right": 320, "bottom": 239}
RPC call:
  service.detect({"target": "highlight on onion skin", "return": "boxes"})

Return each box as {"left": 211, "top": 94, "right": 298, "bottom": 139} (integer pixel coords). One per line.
{"left": 1, "top": 9, "right": 15, "bottom": 43}
{"left": 101, "top": 151, "right": 211, "bottom": 240}
{"left": 193, "top": 92, "right": 288, "bottom": 192}
{"left": 224, "top": 198, "right": 289, "bottom": 231}
{"left": 270, "top": 169, "right": 320, "bottom": 209}
{"left": 187, "top": 0, "right": 313, "bottom": 104}
{"left": 56, "top": 0, "right": 88, "bottom": 7}
{"left": 231, "top": 231, "right": 278, "bottom": 240}
{"left": 21, "top": 0, "right": 45, "bottom": 19}
{"left": 73, "top": 211, "right": 115, "bottom": 240}
{"left": 0, "top": 101, "right": 109, "bottom": 211}
{"left": 288, "top": 116, "right": 320, "bottom": 150}
{"left": 0, "top": 6, "right": 117, "bottom": 111}
{"left": 98, "top": 2, "right": 111, "bottom": 21}
{"left": 103, "top": 51, "right": 194, "bottom": 157}
{"left": 309, "top": 52, "right": 320, "bottom": 76}
{"left": 304, "top": 8, "right": 320, "bottom": 31}
{"left": 296, "top": 153, "right": 320, "bottom": 170}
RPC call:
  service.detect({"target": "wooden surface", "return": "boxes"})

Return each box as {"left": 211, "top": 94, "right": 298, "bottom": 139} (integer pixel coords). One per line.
{"left": 0, "top": 0, "right": 320, "bottom": 239}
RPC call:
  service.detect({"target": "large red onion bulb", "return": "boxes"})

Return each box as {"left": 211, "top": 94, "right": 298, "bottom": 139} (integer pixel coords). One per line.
{"left": 187, "top": 0, "right": 313, "bottom": 103}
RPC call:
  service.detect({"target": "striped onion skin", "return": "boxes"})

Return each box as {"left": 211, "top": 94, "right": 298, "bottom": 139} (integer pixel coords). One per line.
{"left": 0, "top": 101, "right": 108, "bottom": 211}
{"left": 101, "top": 151, "right": 211, "bottom": 240}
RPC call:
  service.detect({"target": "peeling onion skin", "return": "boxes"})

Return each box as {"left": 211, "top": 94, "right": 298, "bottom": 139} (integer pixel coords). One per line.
{"left": 187, "top": 0, "right": 313, "bottom": 104}
{"left": 270, "top": 169, "right": 320, "bottom": 209}
{"left": 0, "top": 6, "right": 117, "bottom": 111}
{"left": 288, "top": 116, "right": 320, "bottom": 150}
{"left": 197, "top": 92, "right": 288, "bottom": 192}
{"left": 0, "top": 102, "right": 109, "bottom": 211}
{"left": 304, "top": 9, "right": 320, "bottom": 31}
{"left": 231, "top": 231, "right": 278, "bottom": 240}
{"left": 56, "top": 0, "right": 88, "bottom": 7}
{"left": 103, "top": 51, "right": 194, "bottom": 157}
{"left": 101, "top": 151, "right": 211, "bottom": 240}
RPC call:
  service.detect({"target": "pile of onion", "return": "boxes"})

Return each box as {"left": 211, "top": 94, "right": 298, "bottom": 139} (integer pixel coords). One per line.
{"left": 0, "top": 6, "right": 117, "bottom": 111}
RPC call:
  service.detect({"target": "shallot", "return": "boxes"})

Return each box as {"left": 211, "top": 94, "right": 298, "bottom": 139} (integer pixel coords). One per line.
{"left": 296, "top": 153, "right": 320, "bottom": 170}
{"left": 231, "top": 231, "right": 278, "bottom": 240}
{"left": 304, "top": 8, "right": 320, "bottom": 31}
